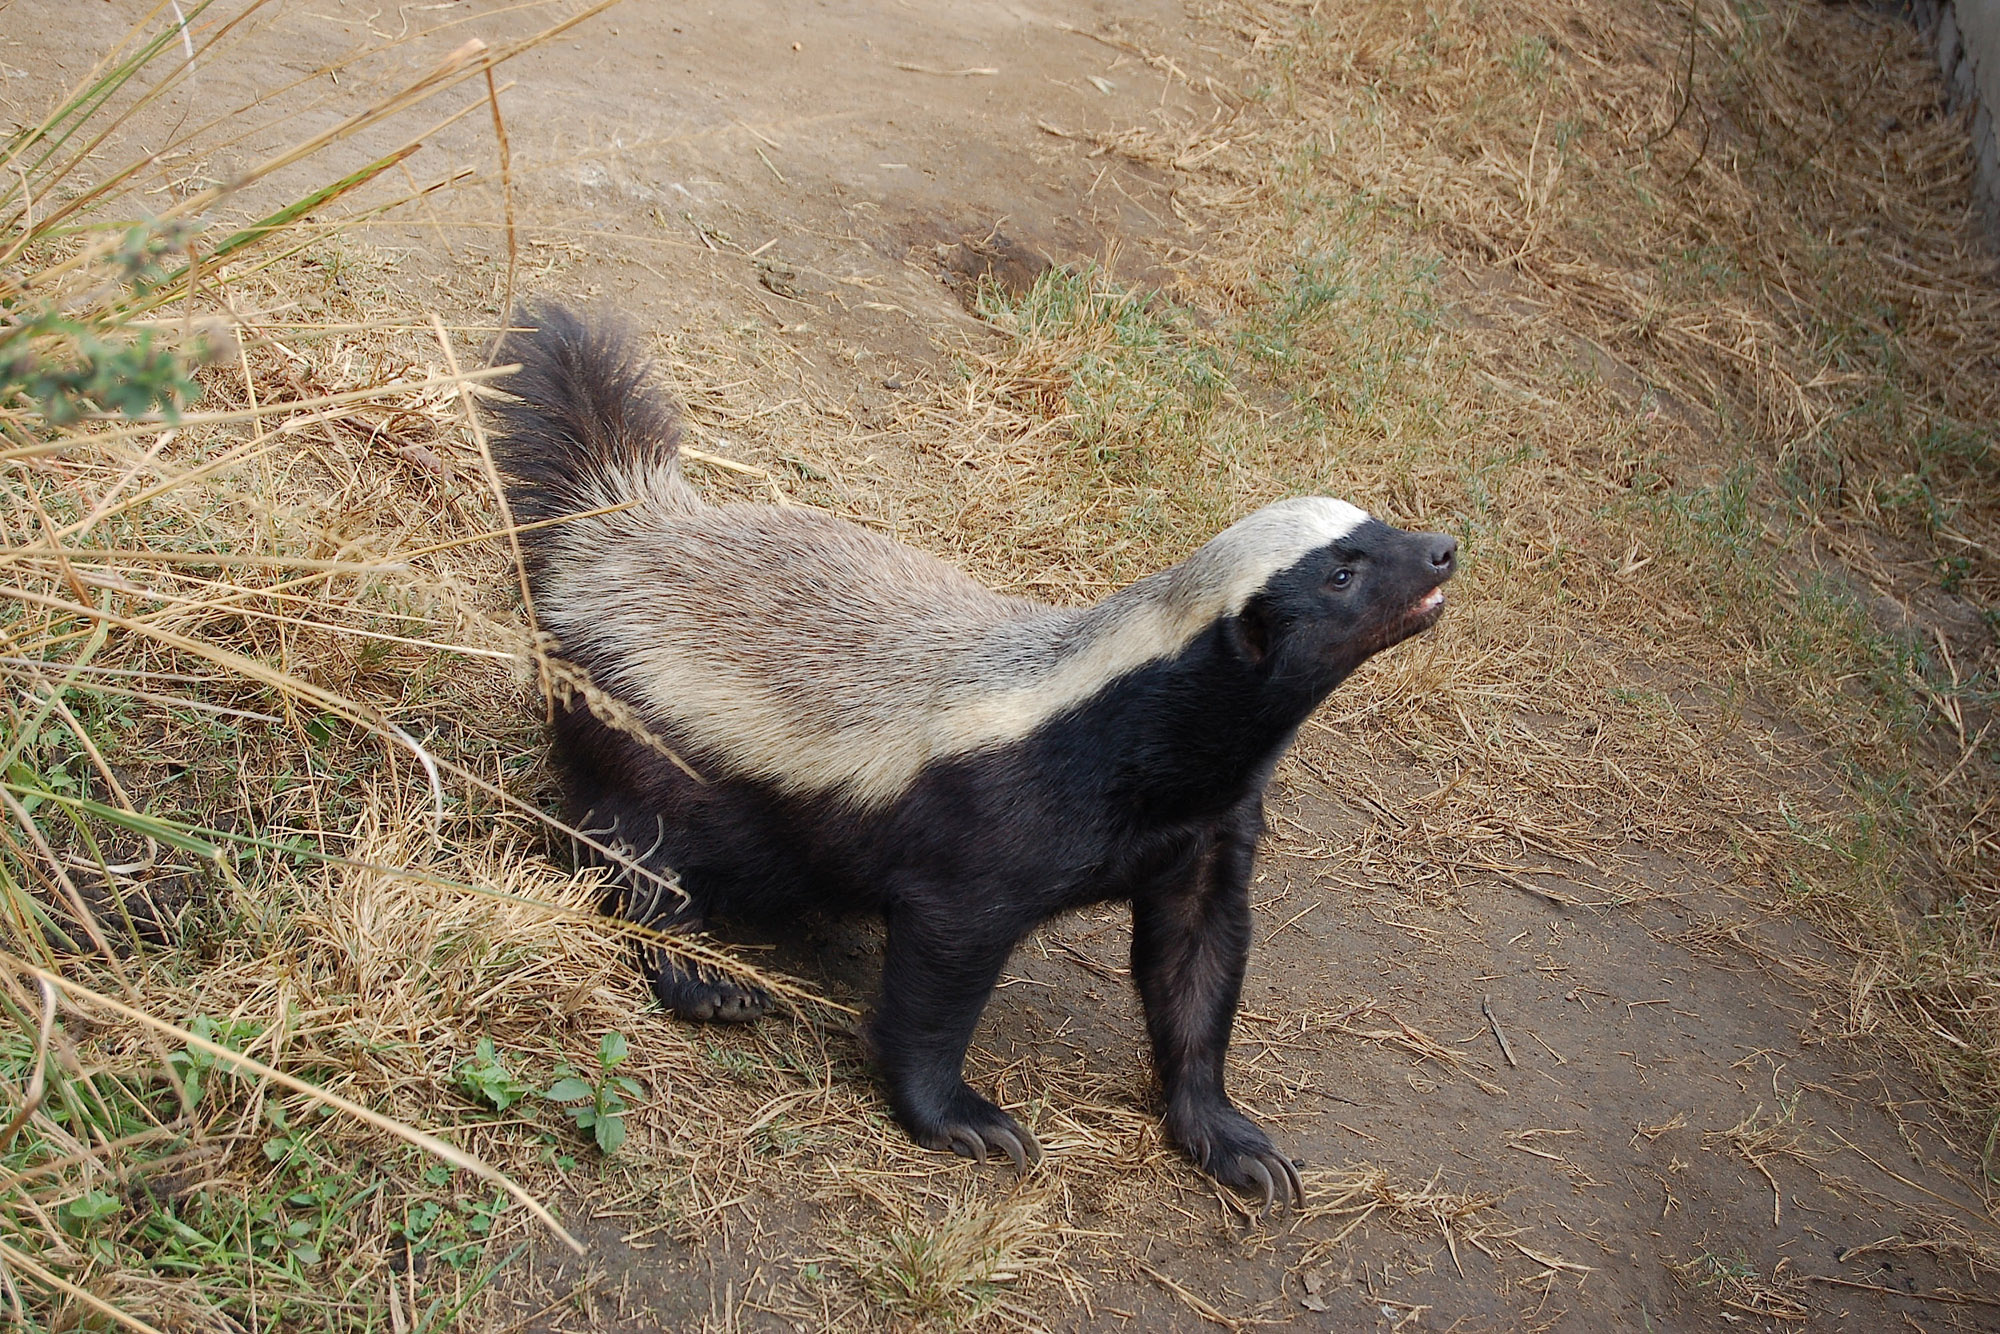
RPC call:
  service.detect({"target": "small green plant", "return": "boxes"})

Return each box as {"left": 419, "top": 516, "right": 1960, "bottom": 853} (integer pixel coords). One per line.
{"left": 0, "top": 220, "right": 211, "bottom": 425}
{"left": 165, "top": 1014, "right": 267, "bottom": 1109}
{"left": 392, "top": 1164, "right": 511, "bottom": 1270}
{"left": 457, "top": 1037, "right": 534, "bottom": 1112}
{"left": 60, "top": 1189, "right": 122, "bottom": 1236}
{"left": 544, "top": 1032, "right": 644, "bottom": 1155}
{"left": 1503, "top": 34, "right": 1552, "bottom": 79}
{"left": 977, "top": 265, "right": 1232, "bottom": 462}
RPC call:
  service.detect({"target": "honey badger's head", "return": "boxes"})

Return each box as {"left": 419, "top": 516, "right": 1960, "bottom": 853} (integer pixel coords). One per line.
{"left": 1221, "top": 510, "right": 1457, "bottom": 695}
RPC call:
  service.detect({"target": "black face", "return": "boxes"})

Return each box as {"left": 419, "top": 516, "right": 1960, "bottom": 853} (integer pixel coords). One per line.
{"left": 1229, "top": 518, "right": 1457, "bottom": 694}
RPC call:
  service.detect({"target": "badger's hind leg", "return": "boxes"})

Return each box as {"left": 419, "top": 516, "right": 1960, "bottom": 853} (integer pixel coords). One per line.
{"left": 644, "top": 940, "right": 769, "bottom": 1024}
{"left": 581, "top": 806, "right": 771, "bottom": 1025}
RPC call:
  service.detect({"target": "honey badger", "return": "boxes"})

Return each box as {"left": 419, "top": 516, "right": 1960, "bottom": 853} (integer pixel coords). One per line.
{"left": 488, "top": 305, "right": 1456, "bottom": 1208}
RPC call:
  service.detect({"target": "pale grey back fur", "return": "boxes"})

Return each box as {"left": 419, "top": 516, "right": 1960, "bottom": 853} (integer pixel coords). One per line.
{"left": 540, "top": 455, "right": 1367, "bottom": 808}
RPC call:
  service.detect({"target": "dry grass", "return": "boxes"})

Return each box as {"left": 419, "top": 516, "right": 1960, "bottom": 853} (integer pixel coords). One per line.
{"left": 1242, "top": 0, "right": 2000, "bottom": 1135}
{"left": 0, "top": 3, "right": 667, "bottom": 1327}
{"left": 1670, "top": 1246, "right": 1814, "bottom": 1324}
{"left": 841, "top": 1182, "right": 1077, "bottom": 1330}
{"left": 3, "top": 0, "right": 1997, "bottom": 1328}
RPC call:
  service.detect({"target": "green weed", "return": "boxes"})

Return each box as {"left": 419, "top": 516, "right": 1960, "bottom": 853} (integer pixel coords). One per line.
{"left": 458, "top": 1037, "right": 536, "bottom": 1113}
{"left": 545, "top": 1031, "right": 644, "bottom": 1155}
{"left": 0, "top": 220, "right": 212, "bottom": 425}
{"left": 978, "top": 266, "right": 1231, "bottom": 465}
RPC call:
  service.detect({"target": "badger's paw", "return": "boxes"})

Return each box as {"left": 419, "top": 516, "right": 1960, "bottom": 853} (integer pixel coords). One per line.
{"left": 904, "top": 1083, "right": 1043, "bottom": 1173}
{"left": 1169, "top": 1101, "right": 1305, "bottom": 1215}
{"left": 651, "top": 960, "right": 770, "bottom": 1024}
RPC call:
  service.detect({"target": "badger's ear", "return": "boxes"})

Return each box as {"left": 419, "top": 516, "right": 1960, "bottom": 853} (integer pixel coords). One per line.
{"left": 1230, "top": 602, "right": 1271, "bottom": 665}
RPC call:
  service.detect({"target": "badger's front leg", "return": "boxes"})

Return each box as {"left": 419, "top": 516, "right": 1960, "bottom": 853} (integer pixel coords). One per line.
{"left": 1131, "top": 801, "right": 1304, "bottom": 1211}
{"left": 870, "top": 901, "right": 1042, "bottom": 1172}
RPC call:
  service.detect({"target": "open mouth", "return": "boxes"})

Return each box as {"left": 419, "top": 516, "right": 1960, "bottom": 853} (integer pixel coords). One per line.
{"left": 1351, "top": 584, "right": 1453, "bottom": 659}
{"left": 1361, "top": 585, "right": 1449, "bottom": 656}
{"left": 1404, "top": 584, "right": 1447, "bottom": 626}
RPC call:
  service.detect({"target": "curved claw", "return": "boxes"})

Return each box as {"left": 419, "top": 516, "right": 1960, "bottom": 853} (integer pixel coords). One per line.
{"left": 989, "top": 1125, "right": 1040, "bottom": 1173}
{"left": 946, "top": 1127, "right": 987, "bottom": 1164}
{"left": 1241, "top": 1154, "right": 1276, "bottom": 1216}
{"left": 1279, "top": 1155, "right": 1305, "bottom": 1209}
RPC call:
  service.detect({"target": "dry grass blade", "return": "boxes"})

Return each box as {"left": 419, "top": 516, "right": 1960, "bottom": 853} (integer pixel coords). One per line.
{"left": 1137, "top": 1261, "right": 1243, "bottom": 1329}
{"left": 0, "top": 979, "right": 54, "bottom": 1153}
{"left": 0, "top": 1238, "right": 169, "bottom": 1334}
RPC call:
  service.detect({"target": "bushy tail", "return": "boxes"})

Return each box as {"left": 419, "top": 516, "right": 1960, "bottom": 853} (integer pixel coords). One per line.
{"left": 486, "top": 304, "right": 690, "bottom": 568}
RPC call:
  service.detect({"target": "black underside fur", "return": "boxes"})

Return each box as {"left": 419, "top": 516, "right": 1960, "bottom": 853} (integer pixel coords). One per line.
{"left": 557, "top": 619, "right": 1316, "bottom": 1199}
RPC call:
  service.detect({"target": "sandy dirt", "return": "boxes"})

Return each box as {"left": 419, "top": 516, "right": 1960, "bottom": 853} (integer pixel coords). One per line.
{"left": 8, "top": 1, "right": 1997, "bottom": 1329}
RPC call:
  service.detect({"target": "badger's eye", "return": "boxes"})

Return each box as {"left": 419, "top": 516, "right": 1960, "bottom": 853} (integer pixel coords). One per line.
{"left": 1329, "top": 568, "right": 1354, "bottom": 589}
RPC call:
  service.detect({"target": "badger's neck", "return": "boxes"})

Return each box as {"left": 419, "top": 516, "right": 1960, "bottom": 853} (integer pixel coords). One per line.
{"left": 1111, "top": 635, "right": 1322, "bottom": 819}
{"left": 977, "top": 574, "right": 1325, "bottom": 822}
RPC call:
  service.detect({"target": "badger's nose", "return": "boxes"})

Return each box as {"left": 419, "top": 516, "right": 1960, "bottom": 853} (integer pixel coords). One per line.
{"left": 1427, "top": 535, "right": 1458, "bottom": 577}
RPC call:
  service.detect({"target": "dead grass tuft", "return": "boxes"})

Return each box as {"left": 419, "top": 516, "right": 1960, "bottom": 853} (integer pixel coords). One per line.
{"left": 1670, "top": 1248, "right": 1814, "bottom": 1323}
{"left": 1295, "top": 1163, "right": 1503, "bottom": 1261}
{"left": 842, "top": 1183, "right": 1074, "bottom": 1330}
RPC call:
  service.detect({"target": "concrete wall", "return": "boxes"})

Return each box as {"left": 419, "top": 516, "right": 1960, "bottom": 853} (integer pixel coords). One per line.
{"left": 1911, "top": 0, "right": 2000, "bottom": 231}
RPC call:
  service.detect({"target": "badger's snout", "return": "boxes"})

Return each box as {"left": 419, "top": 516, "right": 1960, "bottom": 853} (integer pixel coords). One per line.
{"left": 1425, "top": 534, "right": 1458, "bottom": 580}
{"left": 1401, "top": 531, "right": 1457, "bottom": 630}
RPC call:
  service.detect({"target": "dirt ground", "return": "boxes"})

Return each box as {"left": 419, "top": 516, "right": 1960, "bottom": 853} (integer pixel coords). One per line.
{"left": 9, "top": 0, "right": 1998, "bottom": 1329}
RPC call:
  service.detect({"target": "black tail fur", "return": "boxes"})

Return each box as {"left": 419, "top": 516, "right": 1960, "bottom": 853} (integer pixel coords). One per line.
{"left": 486, "top": 304, "right": 682, "bottom": 549}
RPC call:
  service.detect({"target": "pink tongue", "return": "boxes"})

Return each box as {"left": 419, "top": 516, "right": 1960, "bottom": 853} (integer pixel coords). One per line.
{"left": 1416, "top": 588, "right": 1445, "bottom": 613}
